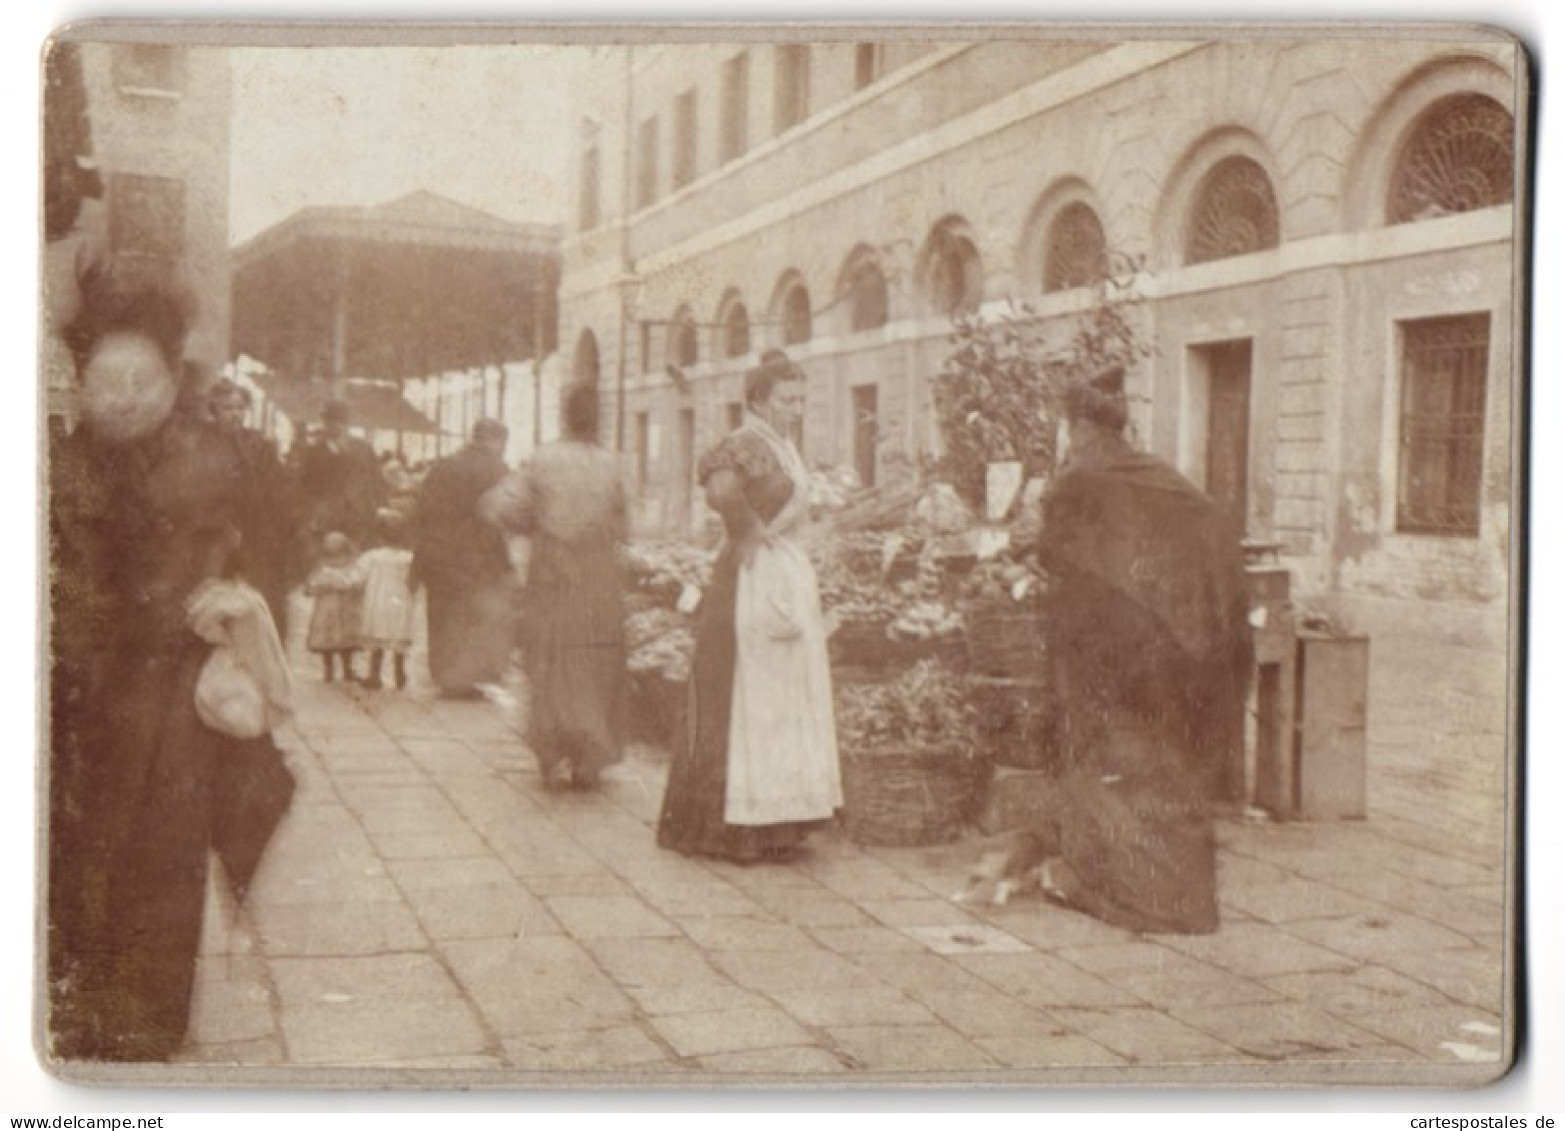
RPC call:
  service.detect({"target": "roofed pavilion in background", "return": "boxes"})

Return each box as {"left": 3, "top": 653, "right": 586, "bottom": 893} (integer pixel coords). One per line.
{"left": 230, "top": 191, "right": 562, "bottom": 445}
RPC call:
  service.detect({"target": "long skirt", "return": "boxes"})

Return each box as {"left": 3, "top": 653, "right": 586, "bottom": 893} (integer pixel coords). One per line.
{"left": 425, "top": 574, "right": 513, "bottom": 694}
{"left": 656, "top": 543, "right": 835, "bottom": 862}
{"left": 48, "top": 643, "right": 219, "bottom": 1062}
{"left": 1047, "top": 717, "right": 1220, "bottom": 935}
{"left": 521, "top": 536, "right": 626, "bottom": 780}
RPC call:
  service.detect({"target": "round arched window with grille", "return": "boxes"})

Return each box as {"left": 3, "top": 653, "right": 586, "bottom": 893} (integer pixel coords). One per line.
{"left": 1043, "top": 202, "right": 1108, "bottom": 292}
{"left": 1387, "top": 93, "right": 1514, "bottom": 224}
{"left": 922, "top": 222, "right": 983, "bottom": 315}
{"left": 1184, "top": 155, "right": 1280, "bottom": 265}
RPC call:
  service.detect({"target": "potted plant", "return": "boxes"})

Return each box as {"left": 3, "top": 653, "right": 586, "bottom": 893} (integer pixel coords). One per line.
{"left": 932, "top": 254, "right": 1153, "bottom": 516}
{"left": 834, "top": 660, "right": 989, "bottom": 846}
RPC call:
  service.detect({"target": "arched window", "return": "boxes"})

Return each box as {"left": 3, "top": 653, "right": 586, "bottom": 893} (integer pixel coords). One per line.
{"left": 719, "top": 296, "right": 751, "bottom": 359}
{"left": 1184, "top": 156, "right": 1280, "bottom": 265}
{"left": 1387, "top": 93, "right": 1514, "bottom": 224}
{"left": 669, "top": 307, "right": 699, "bottom": 368}
{"left": 1043, "top": 202, "right": 1108, "bottom": 292}
{"left": 572, "top": 329, "right": 600, "bottom": 386}
{"left": 781, "top": 282, "right": 812, "bottom": 345}
{"left": 919, "top": 217, "right": 984, "bottom": 315}
{"left": 840, "top": 249, "right": 889, "bottom": 333}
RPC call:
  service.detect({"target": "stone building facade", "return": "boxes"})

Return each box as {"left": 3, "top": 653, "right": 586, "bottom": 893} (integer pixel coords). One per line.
{"left": 558, "top": 34, "right": 1522, "bottom": 649}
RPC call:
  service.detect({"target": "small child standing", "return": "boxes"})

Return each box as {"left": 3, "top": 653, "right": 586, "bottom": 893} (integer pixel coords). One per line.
{"left": 305, "top": 532, "right": 364, "bottom": 683}
{"left": 356, "top": 508, "right": 417, "bottom": 690}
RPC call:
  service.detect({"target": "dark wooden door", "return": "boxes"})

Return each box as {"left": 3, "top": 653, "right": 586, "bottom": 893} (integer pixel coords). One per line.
{"left": 852, "top": 384, "right": 878, "bottom": 488}
{"left": 1204, "top": 340, "right": 1253, "bottom": 533}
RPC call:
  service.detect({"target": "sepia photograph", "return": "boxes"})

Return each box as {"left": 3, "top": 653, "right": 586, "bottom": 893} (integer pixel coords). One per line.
{"left": 32, "top": 16, "right": 1532, "bottom": 1095}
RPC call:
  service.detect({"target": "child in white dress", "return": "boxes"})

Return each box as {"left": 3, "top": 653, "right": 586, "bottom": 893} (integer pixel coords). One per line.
{"left": 356, "top": 508, "right": 417, "bottom": 691}
{"left": 305, "top": 532, "right": 363, "bottom": 683}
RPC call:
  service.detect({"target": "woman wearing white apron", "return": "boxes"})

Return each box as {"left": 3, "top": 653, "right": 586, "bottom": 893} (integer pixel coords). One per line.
{"left": 657, "top": 350, "right": 842, "bottom": 863}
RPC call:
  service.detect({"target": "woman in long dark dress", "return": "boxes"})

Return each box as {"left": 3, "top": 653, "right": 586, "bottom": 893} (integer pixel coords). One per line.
{"left": 656, "top": 351, "right": 841, "bottom": 863}
{"left": 1032, "top": 368, "right": 1253, "bottom": 934}
{"left": 412, "top": 418, "right": 514, "bottom": 698}
{"left": 48, "top": 280, "right": 293, "bottom": 1061}
{"left": 482, "top": 383, "right": 628, "bottom": 790}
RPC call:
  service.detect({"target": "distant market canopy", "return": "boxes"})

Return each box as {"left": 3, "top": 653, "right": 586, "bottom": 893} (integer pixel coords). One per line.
{"left": 231, "top": 191, "right": 561, "bottom": 383}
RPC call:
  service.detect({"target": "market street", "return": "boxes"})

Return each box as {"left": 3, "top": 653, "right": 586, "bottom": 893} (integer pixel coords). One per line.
{"left": 166, "top": 621, "right": 1512, "bottom": 1085}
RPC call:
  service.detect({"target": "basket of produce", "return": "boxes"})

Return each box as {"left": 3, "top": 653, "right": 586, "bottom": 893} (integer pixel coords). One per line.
{"left": 959, "top": 555, "right": 1050, "bottom": 676}
{"left": 967, "top": 674, "right": 1060, "bottom": 770}
{"left": 835, "top": 661, "right": 989, "bottom": 846}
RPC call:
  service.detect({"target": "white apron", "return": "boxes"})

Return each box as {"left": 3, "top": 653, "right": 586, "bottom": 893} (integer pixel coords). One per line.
{"left": 724, "top": 421, "right": 843, "bottom": 825}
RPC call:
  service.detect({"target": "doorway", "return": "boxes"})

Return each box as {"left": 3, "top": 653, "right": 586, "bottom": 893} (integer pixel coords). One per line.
{"left": 851, "top": 384, "right": 879, "bottom": 488}
{"left": 1190, "top": 339, "right": 1253, "bottom": 533}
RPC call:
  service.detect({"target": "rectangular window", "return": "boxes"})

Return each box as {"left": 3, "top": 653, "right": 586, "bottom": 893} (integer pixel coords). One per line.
{"left": 720, "top": 52, "right": 749, "bottom": 163}
{"left": 112, "top": 43, "right": 186, "bottom": 95}
{"left": 108, "top": 173, "right": 185, "bottom": 278}
{"left": 634, "top": 412, "right": 651, "bottom": 492}
{"left": 640, "top": 322, "right": 654, "bottom": 375}
{"left": 635, "top": 115, "right": 660, "bottom": 210}
{"left": 1396, "top": 313, "right": 1490, "bottom": 536}
{"left": 726, "top": 401, "right": 745, "bottom": 431}
{"left": 672, "top": 88, "right": 698, "bottom": 189}
{"left": 774, "top": 45, "right": 810, "bottom": 135}
{"left": 854, "top": 43, "right": 881, "bottom": 90}
{"left": 578, "top": 144, "right": 601, "bottom": 231}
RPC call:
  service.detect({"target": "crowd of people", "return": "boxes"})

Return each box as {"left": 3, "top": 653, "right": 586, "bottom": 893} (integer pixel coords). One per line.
{"left": 46, "top": 273, "right": 1254, "bottom": 1064}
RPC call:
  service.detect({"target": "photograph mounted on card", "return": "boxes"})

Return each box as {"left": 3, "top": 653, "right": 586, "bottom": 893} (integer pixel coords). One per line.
{"left": 38, "top": 21, "right": 1526, "bottom": 1088}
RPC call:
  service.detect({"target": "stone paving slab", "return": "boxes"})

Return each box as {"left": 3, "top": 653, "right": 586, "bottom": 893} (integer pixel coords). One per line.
{"left": 1344, "top": 1003, "right": 1507, "bottom": 1061}
{"left": 954, "top": 952, "right": 1145, "bottom": 1011}
{"left": 905, "top": 987, "right": 1064, "bottom": 1039}
{"left": 772, "top": 985, "right": 938, "bottom": 1027}
{"left": 1155, "top": 921, "right": 1360, "bottom": 978}
{"left": 1261, "top": 964, "right": 1456, "bottom": 1014}
{"left": 975, "top": 1033, "right": 1129, "bottom": 1069}
{"left": 185, "top": 977, "right": 276, "bottom": 1046}
{"left": 741, "top": 887, "right": 875, "bottom": 927}
{"left": 501, "top": 1025, "right": 672, "bottom": 1071}
{"left": 824, "top": 1024, "right": 1000, "bottom": 1073}
{"left": 1285, "top": 912, "right": 1478, "bottom": 963}
{"left": 650, "top": 1007, "right": 816, "bottom": 1058}
{"left": 1047, "top": 1007, "right": 1243, "bottom": 1065}
{"left": 279, "top": 995, "right": 491, "bottom": 1065}
{"left": 252, "top": 899, "right": 428, "bottom": 956}
{"left": 807, "top": 924, "right": 928, "bottom": 954}
{"left": 1171, "top": 1001, "right": 1390, "bottom": 1060}
{"left": 544, "top": 894, "right": 681, "bottom": 939}
{"left": 711, "top": 947, "right": 872, "bottom": 993}
{"left": 268, "top": 952, "right": 464, "bottom": 1008}
{"left": 674, "top": 915, "right": 815, "bottom": 952}
{"left": 695, "top": 1046, "right": 851, "bottom": 1075}
{"left": 1374, "top": 945, "right": 1506, "bottom": 1009}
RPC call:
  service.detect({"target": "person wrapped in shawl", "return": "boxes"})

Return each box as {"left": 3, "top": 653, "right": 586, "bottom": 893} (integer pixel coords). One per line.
{"left": 1032, "top": 366, "right": 1253, "bottom": 935}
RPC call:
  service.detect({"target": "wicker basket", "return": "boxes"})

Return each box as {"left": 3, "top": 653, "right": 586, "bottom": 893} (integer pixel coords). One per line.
{"left": 969, "top": 675, "right": 1059, "bottom": 770}
{"left": 828, "top": 618, "right": 895, "bottom": 668}
{"left": 841, "top": 747, "right": 992, "bottom": 846}
{"left": 831, "top": 619, "right": 967, "bottom": 679}
{"left": 965, "top": 607, "right": 1048, "bottom": 677}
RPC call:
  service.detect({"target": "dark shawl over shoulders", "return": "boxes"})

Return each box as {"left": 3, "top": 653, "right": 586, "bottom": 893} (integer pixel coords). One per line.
{"left": 1039, "top": 436, "right": 1253, "bottom": 798}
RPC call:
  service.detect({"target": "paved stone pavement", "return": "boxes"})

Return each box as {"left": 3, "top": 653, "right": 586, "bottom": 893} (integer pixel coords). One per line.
{"left": 172, "top": 624, "right": 1512, "bottom": 1086}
